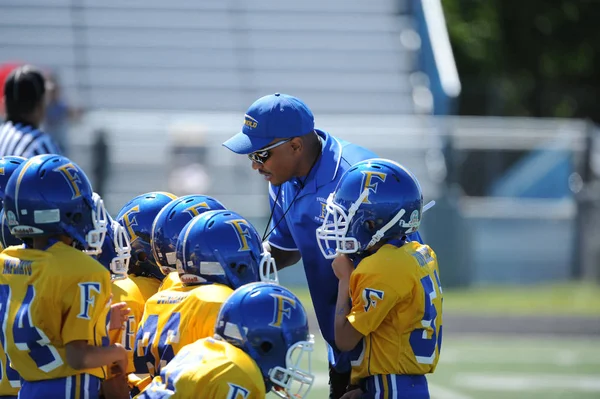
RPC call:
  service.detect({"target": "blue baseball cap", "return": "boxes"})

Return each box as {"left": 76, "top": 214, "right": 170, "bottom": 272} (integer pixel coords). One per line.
{"left": 222, "top": 93, "right": 315, "bottom": 154}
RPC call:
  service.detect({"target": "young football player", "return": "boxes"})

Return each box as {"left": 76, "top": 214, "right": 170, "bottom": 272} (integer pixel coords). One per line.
{"left": 0, "top": 154, "right": 127, "bottom": 399}
{"left": 317, "top": 159, "right": 443, "bottom": 399}
{"left": 0, "top": 155, "right": 25, "bottom": 398}
{"left": 150, "top": 194, "right": 226, "bottom": 289}
{"left": 114, "top": 191, "right": 178, "bottom": 390}
{"left": 135, "top": 209, "right": 277, "bottom": 377}
{"left": 136, "top": 282, "right": 314, "bottom": 399}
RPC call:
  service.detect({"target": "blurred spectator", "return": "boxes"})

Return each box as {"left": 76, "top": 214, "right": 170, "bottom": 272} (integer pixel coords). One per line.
{"left": 92, "top": 129, "right": 109, "bottom": 197}
{"left": 0, "top": 62, "right": 23, "bottom": 123}
{"left": 43, "top": 72, "right": 82, "bottom": 155}
{"left": 0, "top": 65, "right": 62, "bottom": 157}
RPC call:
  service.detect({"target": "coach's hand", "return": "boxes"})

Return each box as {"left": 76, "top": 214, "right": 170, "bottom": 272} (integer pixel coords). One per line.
{"left": 332, "top": 254, "right": 354, "bottom": 281}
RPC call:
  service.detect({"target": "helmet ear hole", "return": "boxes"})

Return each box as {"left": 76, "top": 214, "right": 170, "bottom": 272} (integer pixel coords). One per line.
{"left": 364, "top": 220, "right": 376, "bottom": 231}
{"left": 259, "top": 341, "right": 273, "bottom": 354}
{"left": 231, "top": 262, "right": 247, "bottom": 275}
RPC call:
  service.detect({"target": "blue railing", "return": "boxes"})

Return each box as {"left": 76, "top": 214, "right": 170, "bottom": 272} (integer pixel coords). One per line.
{"left": 411, "top": 0, "right": 461, "bottom": 115}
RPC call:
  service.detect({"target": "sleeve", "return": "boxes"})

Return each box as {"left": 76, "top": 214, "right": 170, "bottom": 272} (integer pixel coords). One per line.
{"left": 265, "top": 184, "right": 298, "bottom": 251}
{"left": 61, "top": 269, "right": 111, "bottom": 344}
{"left": 346, "top": 268, "right": 408, "bottom": 337}
{"left": 24, "top": 134, "right": 62, "bottom": 157}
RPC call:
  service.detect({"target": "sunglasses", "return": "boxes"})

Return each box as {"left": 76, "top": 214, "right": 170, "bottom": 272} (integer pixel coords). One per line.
{"left": 248, "top": 138, "right": 292, "bottom": 164}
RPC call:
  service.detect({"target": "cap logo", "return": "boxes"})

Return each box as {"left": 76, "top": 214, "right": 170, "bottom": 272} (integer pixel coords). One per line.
{"left": 244, "top": 114, "right": 258, "bottom": 129}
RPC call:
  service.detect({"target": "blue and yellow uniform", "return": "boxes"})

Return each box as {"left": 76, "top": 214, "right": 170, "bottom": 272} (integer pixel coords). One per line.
{"left": 158, "top": 271, "right": 182, "bottom": 292}
{"left": 109, "top": 275, "right": 161, "bottom": 375}
{"left": 0, "top": 242, "right": 111, "bottom": 398}
{"left": 0, "top": 332, "right": 20, "bottom": 398}
{"left": 134, "top": 284, "right": 233, "bottom": 376}
{"left": 347, "top": 241, "right": 443, "bottom": 397}
{"left": 136, "top": 337, "right": 265, "bottom": 399}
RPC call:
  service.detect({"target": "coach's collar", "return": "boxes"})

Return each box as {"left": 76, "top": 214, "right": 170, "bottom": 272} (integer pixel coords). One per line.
{"left": 290, "top": 129, "right": 342, "bottom": 196}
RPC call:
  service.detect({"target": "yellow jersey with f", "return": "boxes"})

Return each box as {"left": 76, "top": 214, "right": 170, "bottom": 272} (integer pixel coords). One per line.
{"left": 135, "top": 337, "right": 265, "bottom": 399}
{"left": 109, "top": 275, "right": 161, "bottom": 374}
{"left": 135, "top": 283, "right": 233, "bottom": 376}
{"left": 158, "top": 271, "right": 183, "bottom": 292}
{"left": 0, "top": 242, "right": 111, "bottom": 382}
{"left": 347, "top": 241, "right": 443, "bottom": 385}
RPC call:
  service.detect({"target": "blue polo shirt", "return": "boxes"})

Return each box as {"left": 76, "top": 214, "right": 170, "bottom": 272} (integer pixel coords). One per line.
{"left": 266, "top": 129, "right": 423, "bottom": 371}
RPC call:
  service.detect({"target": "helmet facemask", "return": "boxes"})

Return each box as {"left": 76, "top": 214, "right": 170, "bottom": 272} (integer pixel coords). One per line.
{"left": 83, "top": 193, "right": 108, "bottom": 255}
{"left": 269, "top": 336, "right": 315, "bottom": 399}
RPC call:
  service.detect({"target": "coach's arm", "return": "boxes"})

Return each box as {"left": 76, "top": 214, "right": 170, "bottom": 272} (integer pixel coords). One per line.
{"left": 263, "top": 242, "right": 302, "bottom": 270}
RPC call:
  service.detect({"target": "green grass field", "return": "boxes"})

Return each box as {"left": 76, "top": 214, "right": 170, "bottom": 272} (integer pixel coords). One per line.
{"left": 284, "top": 283, "right": 600, "bottom": 399}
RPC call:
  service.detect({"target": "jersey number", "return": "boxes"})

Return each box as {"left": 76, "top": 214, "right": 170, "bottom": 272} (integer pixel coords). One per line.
{"left": 135, "top": 312, "right": 181, "bottom": 375}
{"left": 409, "top": 270, "right": 443, "bottom": 364}
{"left": 0, "top": 284, "right": 63, "bottom": 377}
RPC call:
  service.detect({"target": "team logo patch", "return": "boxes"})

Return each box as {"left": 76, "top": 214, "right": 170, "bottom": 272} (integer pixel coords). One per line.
{"left": 53, "top": 162, "right": 85, "bottom": 199}
{"left": 362, "top": 288, "right": 384, "bottom": 312}
{"left": 243, "top": 114, "right": 258, "bottom": 129}
{"left": 226, "top": 219, "right": 253, "bottom": 251}
{"left": 360, "top": 171, "right": 387, "bottom": 204}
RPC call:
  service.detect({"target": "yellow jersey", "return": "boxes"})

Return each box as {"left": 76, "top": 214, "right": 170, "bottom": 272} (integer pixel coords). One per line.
{"left": 347, "top": 241, "right": 443, "bottom": 385}
{"left": 158, "top": 271, "right": 182, "bottom": 292}
{"left": 109, "top": 275, "right": 161, "bottom": 374}
{"left": 135, "top": 337, "right": 265, "bottom": 399}
{"left": 0, "top": 242, "right": 111, "bottom": 382}
{"left": 135, "top": 283, "right": 233, "bottom": 376}
{"left": 0, "top": 329, "right": 20, "bottom": 396}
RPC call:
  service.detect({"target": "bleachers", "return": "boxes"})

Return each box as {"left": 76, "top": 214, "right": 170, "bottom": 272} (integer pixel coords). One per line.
{"left": 0, "top": 0, "right": 419, "bottom": 114}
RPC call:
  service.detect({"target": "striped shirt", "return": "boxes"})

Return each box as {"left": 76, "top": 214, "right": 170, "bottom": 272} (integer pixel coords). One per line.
{"left": 0, "top": 121, "right": 62, "bottom": 158}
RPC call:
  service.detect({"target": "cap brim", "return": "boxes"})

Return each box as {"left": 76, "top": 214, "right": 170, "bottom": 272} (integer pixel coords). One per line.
{"left": 222, "top": 132, "right": 273, "bottom": 154}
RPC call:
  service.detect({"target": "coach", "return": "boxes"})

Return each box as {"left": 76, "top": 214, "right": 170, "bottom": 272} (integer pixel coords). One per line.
{"left": 223, "top": 93, "right": 423, "bottom": 398}
{"left": 0, "top": 65, "right": 61, "bottom": 157}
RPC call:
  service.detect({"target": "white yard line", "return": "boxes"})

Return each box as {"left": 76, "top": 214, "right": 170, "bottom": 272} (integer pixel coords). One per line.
{"left": 454, "top": 372, "right": 600, "bottom": 392}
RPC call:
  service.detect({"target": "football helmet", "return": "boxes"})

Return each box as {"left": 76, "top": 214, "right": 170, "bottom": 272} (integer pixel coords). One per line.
{"left": 0, "top": 209, "right": 21, "bottom": 249}
{"left": 96, "top": 213, "right": 131, "bottom": 280}
{"left": 317, "top": 158, "right": 423, "bottom": 259}
{"left": 176, "top": 210, "right": 278, "bottom": 288}
{"left": 151, "top": 194, "right": 225, "bottom": 275}
{"left": 215, "top": 282, "right": 314, "bottom": 398}
{"left": 116, "top": 191, "right": 178, "bottom": 280}
{"left": 3, "top": 155, "right": 107, "bottom": 252}
{"left": 0, "top": 156, "right": 26, "bottom": 201}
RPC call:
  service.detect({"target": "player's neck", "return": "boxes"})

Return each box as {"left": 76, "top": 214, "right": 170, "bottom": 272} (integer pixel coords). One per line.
{"left": 31, "top": 235, "right": 72, "bottom": 250}
{"left": 6, "top": 114, "right": 39, "bottom": 129}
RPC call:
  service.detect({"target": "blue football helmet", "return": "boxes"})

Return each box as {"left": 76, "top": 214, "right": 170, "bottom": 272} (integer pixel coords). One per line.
{"left": 0, "top": 156, "right": 26, "bottom": 200}
{"left": 3, "top": 155, "right": 107, "bottom": 253}
{"left": 151, "top": 194, "right": 226, "bottom": 275}
{"left": 215, "top": 282, "right": 314, "bottom": 398}
{"left": 116, "top": 191, "right": 178, "bottom": 280}
{"left": 0, "top": 209, "right": 21, "bottom": 249}
{"left": 96, "top": 213, "right": 131, "bottom": 280}
{"left": 176, "top": 210, "right": 278, "bottom": 288}
{"left": 317, "top": 158, "right": 424, "bottom": 259}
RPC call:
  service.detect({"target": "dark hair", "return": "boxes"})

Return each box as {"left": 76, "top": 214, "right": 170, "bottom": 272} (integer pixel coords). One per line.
{"left": 3, "top": 65, "right": 47, "bottom": 122}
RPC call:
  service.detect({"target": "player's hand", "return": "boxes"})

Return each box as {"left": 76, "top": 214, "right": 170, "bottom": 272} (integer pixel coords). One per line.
{"left": 109, "top": 302, "right": 131, "bottom": 330}
{"left": 340, "top": 388, "right": 363, "bottom": 399}
{"left": 111, "top": 342, "right": 129, "bottom": 376}
{"left": 332, "top": 254, "right": 354, "bottom": 281}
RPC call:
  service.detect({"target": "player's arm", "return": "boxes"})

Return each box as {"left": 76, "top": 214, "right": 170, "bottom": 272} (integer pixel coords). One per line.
{"left": 333, "top": 255, "right": 405, "bottom": 351}
{"left": 62, "top": 273, "right": 127, "bottom": 372}
{"left": 332, "top": 255, "right": 364, "bottom": 351}
{"left": 66, "top": 340, "right": 127, "bottom": 371}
